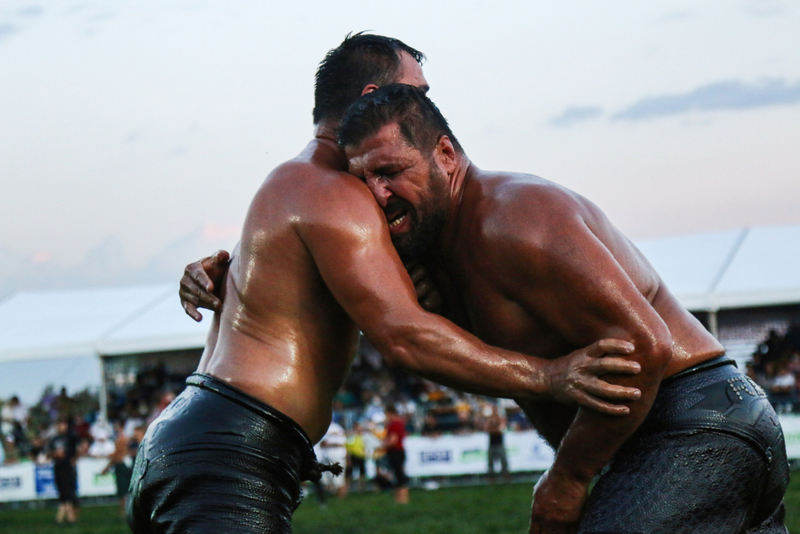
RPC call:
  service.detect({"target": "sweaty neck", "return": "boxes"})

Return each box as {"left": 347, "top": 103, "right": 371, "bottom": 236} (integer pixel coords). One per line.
{"left": 312, "top": 120, "right": 348, "bottom": 171}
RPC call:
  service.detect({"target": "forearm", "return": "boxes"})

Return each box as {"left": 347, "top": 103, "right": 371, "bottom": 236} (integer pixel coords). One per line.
{"left": 550, "top": 344, "right": 671, "bottom": 483}
{"left": 366, "top": 313, "right": 548, "bottom": 401}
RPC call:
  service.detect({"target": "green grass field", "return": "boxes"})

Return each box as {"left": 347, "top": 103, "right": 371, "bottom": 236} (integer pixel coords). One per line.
{"left": 2, "top": 476, "right": 798, "bottom": 534}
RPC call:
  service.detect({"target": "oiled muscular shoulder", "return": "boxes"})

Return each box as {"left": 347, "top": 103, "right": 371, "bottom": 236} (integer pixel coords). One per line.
{"left": 243, "top": 158, "right": 385, "bottom": 241}
{"left": 464, "top": 171, "right": 660, "bottom": 303}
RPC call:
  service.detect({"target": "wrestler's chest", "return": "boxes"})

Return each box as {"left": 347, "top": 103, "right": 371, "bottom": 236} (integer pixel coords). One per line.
{"left": 434, "top": 263, "right": 568, "bottom": 357}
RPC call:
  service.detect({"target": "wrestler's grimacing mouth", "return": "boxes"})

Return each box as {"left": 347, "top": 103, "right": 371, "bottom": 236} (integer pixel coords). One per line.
{"left": 386, "top": 207, "right": 408, "bottom": 228}
{"left": 389, "top": 213, "right": 407, "bottom": 228}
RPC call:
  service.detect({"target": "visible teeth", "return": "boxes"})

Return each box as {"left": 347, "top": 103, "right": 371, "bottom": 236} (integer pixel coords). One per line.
{"left": 389, "top": 214, "right": 406, "bottom": 228}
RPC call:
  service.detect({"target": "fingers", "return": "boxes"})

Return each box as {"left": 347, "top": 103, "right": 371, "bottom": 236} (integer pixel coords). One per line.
{"left": 589, "top": 356, "right": 641, "bottom": 375}
{"left": 573, "top": 391, "right": 631, "bottom": 416}
{"left": 185, "top": 263, "right": 222, "bottom": 310}
{"left": 583, "top": 378, "right": 641, "bottom": 401}
{"left": 420, "top": 291, "right": 444, "bottom": 313}
{"left": 180, "top": 258, "right": 223, "bottom": 319}
{"left": 207, "top": 250, "right": 231, "bottom": 279}
{"left": 407, "top": 264, "right": 426, "bottom": 284}
{"left": 589, "top": 338, "right": 635, "bottom": 357}
{"left": 414, "top": 278, "right": 434, "bottom": 298}
{"left": 181, "top": 300, "right": 203, "bottom": 322}
{"left": 190, "top": 262, "right": 217, "bottom": 293}
{"left": 213, "top": 249, "right": 231, "bottom": 263}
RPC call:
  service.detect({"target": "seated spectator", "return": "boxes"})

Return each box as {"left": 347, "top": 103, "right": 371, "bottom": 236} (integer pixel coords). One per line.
{"left": 769, "top": 360, "right": 797, "bottom": 414}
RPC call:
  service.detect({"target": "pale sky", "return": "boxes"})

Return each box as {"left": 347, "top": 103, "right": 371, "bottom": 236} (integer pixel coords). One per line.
{"left": 1, "top": 0, "right": 799, "bottom": 293}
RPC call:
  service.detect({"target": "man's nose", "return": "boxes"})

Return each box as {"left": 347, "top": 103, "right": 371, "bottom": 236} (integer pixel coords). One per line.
{"left": 366, "top": 178, "right": 392, "bottom": 208}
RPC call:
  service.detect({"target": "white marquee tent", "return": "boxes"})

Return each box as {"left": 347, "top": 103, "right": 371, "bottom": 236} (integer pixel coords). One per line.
{"left": 0, "top": 284, "right": 209, "bottom": 407}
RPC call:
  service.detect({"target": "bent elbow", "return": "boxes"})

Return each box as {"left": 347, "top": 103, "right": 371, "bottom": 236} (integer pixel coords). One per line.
{"left": 639, "top": 333, "right": 673, "bottom": 376}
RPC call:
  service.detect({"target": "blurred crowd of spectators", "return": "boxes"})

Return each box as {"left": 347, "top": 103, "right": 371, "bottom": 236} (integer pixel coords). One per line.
{"left": 747, "top": 325, "right": 800, "bottom": 414}
{"left": 6, "top": 325, "right": 800, "bottom": 472}
{"left": 334, "top": 338, "right": 530, "bottom": 436}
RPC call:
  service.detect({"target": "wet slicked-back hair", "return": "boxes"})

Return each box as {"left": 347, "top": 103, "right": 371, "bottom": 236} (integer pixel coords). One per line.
{"left": 313, "top": 32, "right": 425, "bottom": 125}
{"left": 338, "top": 83, "right": 463, "bottom": 154}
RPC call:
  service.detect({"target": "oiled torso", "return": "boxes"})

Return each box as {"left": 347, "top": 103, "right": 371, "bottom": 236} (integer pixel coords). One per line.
{"left": 434, "top": 170, "right": 724, "bottom": 446}
{"left": 197, "top": 140, "right": 359, "bottom": 443}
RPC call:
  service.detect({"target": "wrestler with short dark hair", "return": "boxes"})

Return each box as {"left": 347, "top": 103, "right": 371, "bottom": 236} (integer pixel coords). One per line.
{"left": 336, "top": 83, "right": 789, "bottom": 534}
{"left": 133, "top": 34, "right": 642, "bottom": 534}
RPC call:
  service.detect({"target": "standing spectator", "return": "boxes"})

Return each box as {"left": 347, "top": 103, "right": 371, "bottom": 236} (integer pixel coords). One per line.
{"left": 0, "top": 434, "right": 5, "bottom": 465}
{"left": 384, "top": 405, "right": 409, "bottom": 504}
{"left": 1, "top": 396, "right": 29, "bottom": 457}
{"left": 102, "top": 420, "right": 132, "bottom": 516}
{"left": 484, "top": 405, "right": 510, "bottom": 482}
{"left": 346, "top": 421, "right": 368, "bottom": 492}
{"left": 365, "top": 395, "right": 386, "bottom": 424}
{"left": 48, "top": 419, "right": 80, "bottom": 524}
{"left": 317, "top": 420, "right": 348, "bottom": 499}
{"left": 56, "top": 388, "right": 75, "bottom": 422}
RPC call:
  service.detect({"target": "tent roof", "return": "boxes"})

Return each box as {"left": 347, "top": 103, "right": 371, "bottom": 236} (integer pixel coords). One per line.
{"left": 98, "top": 289, "right": 209, "bottom": 355}
{"left": 634, "top": 229, "right": 745, "bottom": 311}
{"left": 0, "top": 284, "right": 208, "bottom": 364}
{"left": 636, "top": 225, "right": 800, "bottom": 312}
{"left": 713, "top": 226, "right": 800, "bottom": 309}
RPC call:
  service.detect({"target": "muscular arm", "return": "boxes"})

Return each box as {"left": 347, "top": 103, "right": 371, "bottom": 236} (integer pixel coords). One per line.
{"left": 494, "top": 191, "right": 672, "bottom": 530}
{"left": 299, "top": 175, "right": 639, "bottom": 404}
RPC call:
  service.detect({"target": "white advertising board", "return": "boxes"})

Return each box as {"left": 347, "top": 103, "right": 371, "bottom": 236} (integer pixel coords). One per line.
{"left": 77, "top": 457, "right": 117, "bottom": 497}
{"left": 0, "top": 462, "right": 36, "bottom": 502}
{"left": 404, "top": 430, "right": 554, "bottom": 477}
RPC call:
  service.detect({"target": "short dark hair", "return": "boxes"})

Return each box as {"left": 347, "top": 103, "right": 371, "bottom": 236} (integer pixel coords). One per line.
{"left": 337, "top": 83, "right": 462, "bottom": 154}
{"left": 313, "top": 32, "right": 425, "bottom": 125}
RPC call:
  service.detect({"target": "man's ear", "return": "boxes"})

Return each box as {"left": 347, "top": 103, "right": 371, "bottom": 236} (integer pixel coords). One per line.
{"left": 435, "top": 136, "right": 457, "bottom": 173}
{"left": 361, "top": 84, "right": 379, "bottom": 96}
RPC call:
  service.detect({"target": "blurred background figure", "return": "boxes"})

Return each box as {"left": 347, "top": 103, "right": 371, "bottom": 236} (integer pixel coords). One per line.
{"left": 48, "top": 419, "right": 80, "bottom": 524}
{"left": 102, "top": 419, "right": 133, "bottom": 516}
{"left": 383, "top": 405, "right": 409, "bottom": 504}
{"left": 770, "top": 360, "right": 797, "bottom": 414}
{"left": 482, "top": 404, "right": 510, "bottom": 483}
{"left": 317, "top": 420, "right": 348, "bottom": 499}
{"left": 345, "top": 421, "right": 368, "bottom": 493}
{"left": 1, "top": 395, "right": 30, "bottom": 459}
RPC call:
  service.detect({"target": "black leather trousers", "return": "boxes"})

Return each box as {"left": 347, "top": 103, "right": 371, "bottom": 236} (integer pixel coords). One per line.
{"left": 127, "top": 374, "right": 319, "bottom": 534}
{"left": 578, "top": 358, "right": 789, "bottom": 534}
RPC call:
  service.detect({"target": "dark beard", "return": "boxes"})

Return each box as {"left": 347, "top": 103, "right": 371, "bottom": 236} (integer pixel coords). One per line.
{"left": 393, "top": 207, "right": 446, "bottom": 262}
{"left": 392, "top": 162, "right": 448, "bottom": 262}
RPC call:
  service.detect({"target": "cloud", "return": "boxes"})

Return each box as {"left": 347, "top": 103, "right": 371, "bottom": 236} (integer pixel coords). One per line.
{"left": 613, "top": 78, "right": 800, "bottom": 121}
{"left": 0, "top": 23, "right": 19, "bottom": 43}
{"left": 745, "top": 0, "right": 786, "bottom": 17}
{"left": 548, "top": 106, "right": 604, "bottom": 128}
{"left": 16, "top": 6, "right": 45, "bottom": 18}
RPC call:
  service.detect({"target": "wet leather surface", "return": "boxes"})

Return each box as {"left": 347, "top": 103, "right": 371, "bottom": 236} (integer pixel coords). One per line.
{"left": 127, "top": 374, "right": 318, "bottom": 534}
{"left": 578, "top": 361, "right": 789, "bottom": 534}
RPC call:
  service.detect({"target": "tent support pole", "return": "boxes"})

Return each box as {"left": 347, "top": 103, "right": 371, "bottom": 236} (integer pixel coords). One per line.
{"left": 707, "top": 311, "right": 719, "bottom": 339}
{"left": 98, "top": 354, "right": 108, "bottom": 422}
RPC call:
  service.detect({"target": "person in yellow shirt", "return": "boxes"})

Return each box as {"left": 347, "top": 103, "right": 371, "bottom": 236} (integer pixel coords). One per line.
{"left": 345, "top": 421, "right": 368, "bottom": 492}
